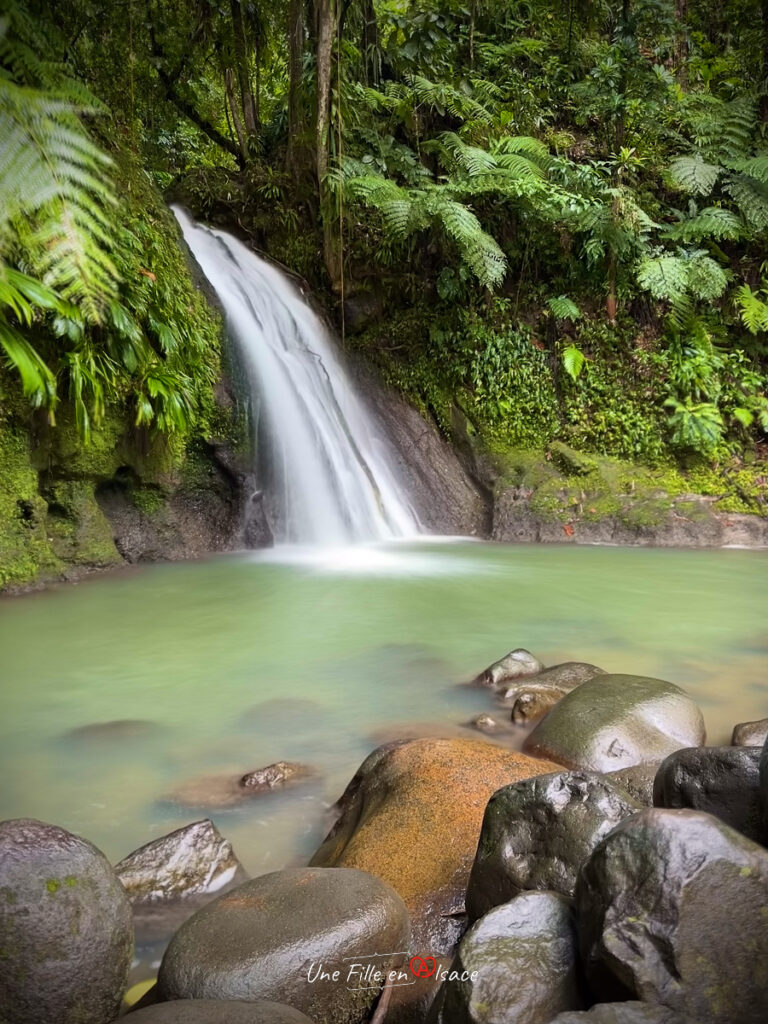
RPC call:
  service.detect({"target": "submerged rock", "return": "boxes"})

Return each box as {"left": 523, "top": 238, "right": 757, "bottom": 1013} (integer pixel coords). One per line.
{"left": 550, "top": 1005, "right": 691, "bottom": 1023}
{"left": 64, "top": 718, "right": 161, "bottom": 742}
{"left": 115, "top": 819, "right": 246, "bottom": 902}
{"left": 239, "top": 761, "right": 312, "bottom": 791}
{"left": 309, "top": 738, "right": 560, "bottom": 952}
{"left": 732, "top": 717, "right": 768, "bottom": 747}
{"left": 498, "top": 662, "right": 606, "bottom": 723}
{"left": 0, "top": 817, "right": 133, "bottom": 1024}
{"left": 429, "top": 891, "right": 583, "bottom": 1023}
{"left": 523, "top": 674, "right": 705, "bottom": 772}
{"left": 158, "top": 867, "right": 409, "bottom": 1024}
{"left": 169, "top": 761, "right": 314, "bottom": 809}
{"left": 577, "top": 808, "right": 768, "bottom": 1022}
{"left": 473, "top": 648, "right": 543, "bottom": 688}
{"left": 653, "top": 745, "right": 763, "bottom": 842}
{"left": 467, "top": 713, "right": 503, "bottom": 733}
{"left": 119, "top": 1000, "right": 316, "bottom": 1022}
{"left": 466, "top": 770, "right": 638, "bottom": 922}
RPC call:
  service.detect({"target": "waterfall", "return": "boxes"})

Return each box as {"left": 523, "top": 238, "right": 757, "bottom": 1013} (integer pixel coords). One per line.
{"left": 173, "top": 208, "right": 420, "bottom": 545}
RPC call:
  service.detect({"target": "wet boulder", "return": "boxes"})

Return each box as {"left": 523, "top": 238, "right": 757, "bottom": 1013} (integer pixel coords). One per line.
{"left": 577, "top": 807, "right": 768, "bottom": 1022}
{"left": 309, "top": 738, "right": 560, "bottom": 952}
{"left": 466, "top": 713, "right": 503, "bottom": 734}
{"left": 473, "top": 647, "right": 543, "bottom": 688}
{"left": 603, "top": 762, "right": 661, "bottom": 806}
{"left": 157, "top": 866, "right": 409, "bottom": 1024}
{"left": 550, "top": 1005, "right": 691, "bottom": 1023}
{"left": 115, "top": 819, "right": 246, "bottom": 902}
{"left": 732, "top": 717, "right": 768, "bottom": 747}
{"left": 498, "top": 662, "right": 606, "bottom": 724}
{"left": 466, "top": 771, "right": 638, "bottom": 922}
{"left": 0, "top": 817, "right": 133, "bottom": 1024}
{"left": 429, "top": 891, "right": 583, "bottom": 1023}
{"left": 524, "top": 674, "right": 705, "bottom": 772}
{"left": 119, "top": 1000, "right": 316, "bottom": 1023}
{"left": 653, "top": 745, "right": 763, "bottom": 842}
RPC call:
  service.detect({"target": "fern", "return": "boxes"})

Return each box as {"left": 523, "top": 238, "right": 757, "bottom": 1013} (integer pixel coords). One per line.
{"left": 562, "top": 344, "right": 585, "bottom": 381}
{"left": 662, "top": 207, "right": 742, "bottom": 242}
{"left": 668, "top": 155, "right": 721, "bottom": 196}
{"left": 548, "top": 295, "right": 581, "bottom": 321}
{"left": 736, "top": 284, "right": 768, "bottom": 334}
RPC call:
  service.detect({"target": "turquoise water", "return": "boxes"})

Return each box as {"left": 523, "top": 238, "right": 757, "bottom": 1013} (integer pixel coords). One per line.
{"left": 0, "top": 541, "right": 766, "bottom": 877}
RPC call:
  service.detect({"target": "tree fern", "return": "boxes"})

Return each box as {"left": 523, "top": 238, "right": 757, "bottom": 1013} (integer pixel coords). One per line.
{"left": 668, "top": 155, "right": 721, "bottom": 196}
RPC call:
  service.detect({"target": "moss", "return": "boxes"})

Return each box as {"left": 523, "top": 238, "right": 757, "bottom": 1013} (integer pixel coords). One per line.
{"left": 129, "top": 486, "right": 166, "bottom": 516}
{"left": 0, "top": 418, "right": 63, "bottom": 588}
{"left": 45, "top": 880, "right": 60, "bottom": 893}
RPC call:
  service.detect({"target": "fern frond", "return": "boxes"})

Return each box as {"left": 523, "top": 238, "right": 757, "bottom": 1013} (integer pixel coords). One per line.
{"left": 548, "top": 295, "right": 581, "bottom": 321}
{"left": 724, "top": 175, "right": 768, "bottom": 230}
{"left": 662, "top": 207, "right": 742, "bottom": 242}
{"left": 668, "top": 155, "right": 721, "bottom": 196}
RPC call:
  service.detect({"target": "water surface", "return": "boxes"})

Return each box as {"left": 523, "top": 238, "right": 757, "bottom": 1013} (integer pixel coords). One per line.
{"left": 1, "top": 541, "right": 766, "bottom": 878}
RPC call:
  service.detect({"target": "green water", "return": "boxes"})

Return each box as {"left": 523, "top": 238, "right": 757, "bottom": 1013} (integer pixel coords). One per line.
{"left": 1, "top": 541, "right": 766, "bottom": 879}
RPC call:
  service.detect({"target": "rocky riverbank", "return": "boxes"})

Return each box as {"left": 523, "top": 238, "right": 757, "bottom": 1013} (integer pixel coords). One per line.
{"left": 2, "top": 650, "right": 768, "bottom": 1023}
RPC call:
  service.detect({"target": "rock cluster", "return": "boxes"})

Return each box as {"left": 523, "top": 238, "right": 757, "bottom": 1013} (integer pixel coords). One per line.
{"left": 2, "top": 651, "right": 768, "bottom": 1024}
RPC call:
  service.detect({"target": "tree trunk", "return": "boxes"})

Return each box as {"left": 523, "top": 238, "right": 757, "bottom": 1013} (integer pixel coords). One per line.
{"left": 316, "top": 0, "right": 340, "bottom": 287}
{"left": 361, "top": 0, "right": 379, "bottom": 85}
{"left": 287, "top": 0, "right": 304, "bottom": 175}
{"left": 674, "top": 0, "right": 688, "bottom": 85}
{"left": 230, "top": 0, "right": 259, "bottom": 137}
{"left": 225, "top": 67, "right": 249, "bottom": 164}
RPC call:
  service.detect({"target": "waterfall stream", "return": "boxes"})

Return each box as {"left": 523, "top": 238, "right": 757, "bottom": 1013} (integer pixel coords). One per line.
{"left": 174, "top": 208, "right": 420, "bottom": 545}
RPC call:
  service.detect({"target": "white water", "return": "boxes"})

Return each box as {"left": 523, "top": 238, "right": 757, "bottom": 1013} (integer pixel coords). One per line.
{"left": 173, "top": 207, "right": 419, "bottom": 544}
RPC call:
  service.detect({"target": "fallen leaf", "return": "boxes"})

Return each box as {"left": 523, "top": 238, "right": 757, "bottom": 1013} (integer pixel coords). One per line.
{"left": 139, "top": 268, "right": 156, "bottom": 282}
{"left": 563, "top": 523, "right": 574, "bottom": 537}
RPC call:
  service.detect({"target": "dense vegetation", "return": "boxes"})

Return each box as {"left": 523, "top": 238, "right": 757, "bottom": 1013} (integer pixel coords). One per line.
{"left": 1, "top": 0, "right": 767, "bottom": 583}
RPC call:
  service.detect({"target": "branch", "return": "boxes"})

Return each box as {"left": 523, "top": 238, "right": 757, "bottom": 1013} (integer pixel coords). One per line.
{"left": 149, "top": 26, "right": 244, "bottom": 167}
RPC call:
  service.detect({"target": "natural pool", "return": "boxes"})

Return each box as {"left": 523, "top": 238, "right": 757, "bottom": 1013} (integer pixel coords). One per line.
{"left": 1, "top": 541, "right": 766, "bottom": 881}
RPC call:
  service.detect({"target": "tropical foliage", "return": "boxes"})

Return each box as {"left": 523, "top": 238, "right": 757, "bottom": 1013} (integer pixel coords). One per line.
{"left": 3, "top": 0, "right": 768, "bottom": 463}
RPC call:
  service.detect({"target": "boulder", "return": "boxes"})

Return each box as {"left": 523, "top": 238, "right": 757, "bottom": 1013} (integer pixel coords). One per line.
{"left": 524, "top": 675, "right": 705, "bottom": 772}
{"left": 732, "top": 718, "right": 768, "bottom": 747}
{"left": 498, "top": 662, "right": 606, "bottom": 723}
{"left": 429, "top": 892, "right": 583, "bottom": 1023}
{"left": 64, "top": 719, "right": 161, "bottom": 742}
{"left": 550, "top": 1004, "right": 691, "bottom": 1023}
{"left": 466, "top": 771, "right": 638, "bottom": 922}
{"left": 115, "top": 819, "right": 246, "bottom": 902}
{"left": 577, "top": 808, "right": 768, "bottom": 1022}
{"left": 473, "top": 648, "right": 543, "bottom": 688}
{"left": 309, "top": 738, "right": 560, "bottom": 952}
{"left": 653, "top": 745, "right": 763, "bottom": 842}
{"left": 0, "top": 818, "right": 133, "bottom": 1024}
{"left": 119, "top": 1000, "right": 315, "bottom": 1023}
{"left": 157, "top": 867, "right": 409, "bottom": 1024}
{"left": 603, "top": 763, "right": 661, "bottom": 806}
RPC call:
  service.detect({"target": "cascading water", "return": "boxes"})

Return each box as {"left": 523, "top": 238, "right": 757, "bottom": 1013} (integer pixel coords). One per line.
{"left": 173, "top": 207, "right": 420, "bottom": 545}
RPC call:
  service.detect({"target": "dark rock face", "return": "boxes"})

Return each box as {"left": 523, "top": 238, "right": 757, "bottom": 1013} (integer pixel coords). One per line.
{"left": 429, "top": 891, "right": 583, "bottom": 1024}
{"left": 603, "top": 763, "right": 661, "bottom": 807}
{"left": 119, "top": 1000, "right": 316, "bottom": 1023}
{"left": 115, "top": 819, "right": 246, "bottom": 902}
{"left": 653, "top": 745, "right": 763, "bottom": 842}
{"left": 473, "top": 648, "right": 544, "bottom": 688}
{"left": 577, "top": 808, "right": 768, "bottom": 1022}
{"left": 523, "top": 675, "right": 705, "bottom": 772}
{"left": 0, "top": 817, "right": 133, "bottom": 1024}
{"left": 309, "top": 738, "right": 560, "bottom": 953}
{"left": 351, "top": 357, "right": 489, "bottom": 537}
{"left": 550, "top": 1004, "right": 691, "bottom": 1023}
{"left": 732, "top": 718, "right": 768, "bottom": 747}
{"left": 466, "top": 771, "right": 639, "bottom": 923}
{"left": 157, "top": 867, "right": 409, "bottom": 1024}
{"left": 498, "top": 662, "right": 606, "bottom": 723}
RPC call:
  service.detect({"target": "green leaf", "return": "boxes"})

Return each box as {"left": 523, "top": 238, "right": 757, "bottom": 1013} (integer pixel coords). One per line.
{"left": 562, "top": 344, "right": 585, "bottom": 381}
